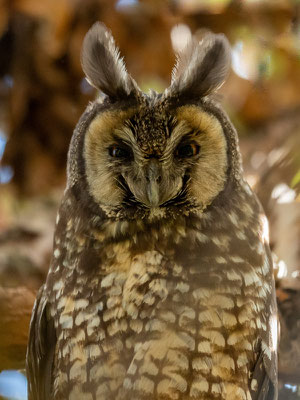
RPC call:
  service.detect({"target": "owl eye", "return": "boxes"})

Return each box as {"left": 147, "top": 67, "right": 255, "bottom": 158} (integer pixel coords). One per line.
{"left": 175, "top": 143, "right": 200, "bottom": 158}
{"left": 109, "top": 145, "right": 132, "bottom": 160}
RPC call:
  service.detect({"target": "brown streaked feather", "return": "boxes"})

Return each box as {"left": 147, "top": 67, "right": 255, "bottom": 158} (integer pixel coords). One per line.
{"left": 26, "top": 285, "right": 56, "bottom": 400}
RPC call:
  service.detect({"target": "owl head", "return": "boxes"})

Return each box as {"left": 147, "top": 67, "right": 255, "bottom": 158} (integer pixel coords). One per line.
{"left": 68, "top": 22, "right": 242, "bottom": 220}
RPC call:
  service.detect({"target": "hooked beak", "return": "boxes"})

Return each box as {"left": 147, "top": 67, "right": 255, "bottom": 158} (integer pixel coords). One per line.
{"left": 124, "top": 158, "right": 183, "bottom": 208}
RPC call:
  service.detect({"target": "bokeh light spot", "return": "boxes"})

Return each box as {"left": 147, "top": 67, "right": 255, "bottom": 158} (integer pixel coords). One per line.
{"left": 171, "top": 24, "right": 192, "bottom": 53}
{"left": 0, "top": 370, "right": 27, "bottom": 400}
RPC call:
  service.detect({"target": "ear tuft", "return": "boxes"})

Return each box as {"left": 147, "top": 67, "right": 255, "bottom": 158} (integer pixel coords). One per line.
{"left": 81, "top": 22, "right": 138, "bottom": 99}
{"left": 167, "top": 33, "right": 231, "bottom": 100}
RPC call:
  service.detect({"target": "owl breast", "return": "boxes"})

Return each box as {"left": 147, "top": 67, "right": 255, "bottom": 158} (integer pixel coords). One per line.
{"left": 46, "top": 183, "right": 274, "bottom": 400}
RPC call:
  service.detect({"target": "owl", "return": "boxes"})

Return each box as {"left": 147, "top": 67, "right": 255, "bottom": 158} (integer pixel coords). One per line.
{"left": 26, "top": 22, "right": 278, "bottom": 400}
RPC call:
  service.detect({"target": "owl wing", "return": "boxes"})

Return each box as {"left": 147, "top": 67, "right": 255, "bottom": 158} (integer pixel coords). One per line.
{"left": 250, "top": 284, "right": 278, "bottom": 400}
{"left": 250, "top": 348, "right": 277, "bottom": 400}
{"left": 26, "top": 285, "right": 56, "bottom": 400}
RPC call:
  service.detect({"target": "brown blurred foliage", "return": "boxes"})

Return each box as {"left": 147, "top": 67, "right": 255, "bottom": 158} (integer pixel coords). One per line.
{"left": 0, "top": 0, "right": 299, "bottom": 397}
{"left": 0, "top": 286, "right": 36, "bottom": 371}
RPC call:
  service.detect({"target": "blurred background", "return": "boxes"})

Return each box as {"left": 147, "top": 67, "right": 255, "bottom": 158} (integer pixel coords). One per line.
{"left": 0, "top": 0, "right": 299, "bottom": 398}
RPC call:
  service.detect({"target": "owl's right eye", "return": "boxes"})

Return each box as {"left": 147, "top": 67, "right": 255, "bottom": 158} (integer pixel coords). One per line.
{"left": 109, "top": 145, "right": 133, "bottom": 160}
{"left": 175, "top": 142, "right": 200, "bottom": 158}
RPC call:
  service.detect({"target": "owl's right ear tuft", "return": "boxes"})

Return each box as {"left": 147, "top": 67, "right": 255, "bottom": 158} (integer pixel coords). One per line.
{"left": 81, "top": 22, "right": 139, "bottom": 100}
{"left": 165, "top": 32, "right": 231, "bottom": 100}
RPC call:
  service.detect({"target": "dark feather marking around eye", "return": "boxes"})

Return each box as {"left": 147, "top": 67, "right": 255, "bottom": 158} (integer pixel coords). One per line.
{"left": 122, "top": 118, "right": 141, "bottom": 140}
{"left": 165, "top": 117, "right": 176, "bottom": 137}
{"left": 175, "top": 142, "right": 200, "bottom": 158}
{"left": 108, "top": 138, "right": 134, "bottom": 160}
{"left": 124, "top": 119, "right": 136, "bottom": 130}
{"left": 111, "top": 134, "right": 133, "bottom": 146}
{"left": 117, "top": 176, "right": 147, "bottom": 208}
{"left": 161, "top": 175, "right": 190, "bottom": 207}
{"left": 126, "top": 117, "right": 139, "bottom": 132}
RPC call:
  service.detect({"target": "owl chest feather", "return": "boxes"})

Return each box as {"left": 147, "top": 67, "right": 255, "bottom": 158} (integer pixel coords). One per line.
{"left": 46, "top": 190, "right": 273, "bottom": 400}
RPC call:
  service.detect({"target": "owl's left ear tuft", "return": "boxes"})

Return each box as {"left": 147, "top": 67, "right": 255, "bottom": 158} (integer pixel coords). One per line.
{"left": 81, "top": 22, "right": 139, "bottom": 100}
{"left": 166, "top": 32, "right": 231, "bottom": 100}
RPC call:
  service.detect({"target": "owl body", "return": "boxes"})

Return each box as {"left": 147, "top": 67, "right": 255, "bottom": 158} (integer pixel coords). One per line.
{"left": 26, "top": 24, "right": 277, "bottom": 400}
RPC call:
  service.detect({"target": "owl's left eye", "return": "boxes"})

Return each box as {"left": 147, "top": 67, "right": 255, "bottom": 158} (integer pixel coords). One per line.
{"left": 175, "top": 143, "right": 200, "bottom": 158}
{"left": 109, "top": 145, "right": 133, "bottom": 160}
